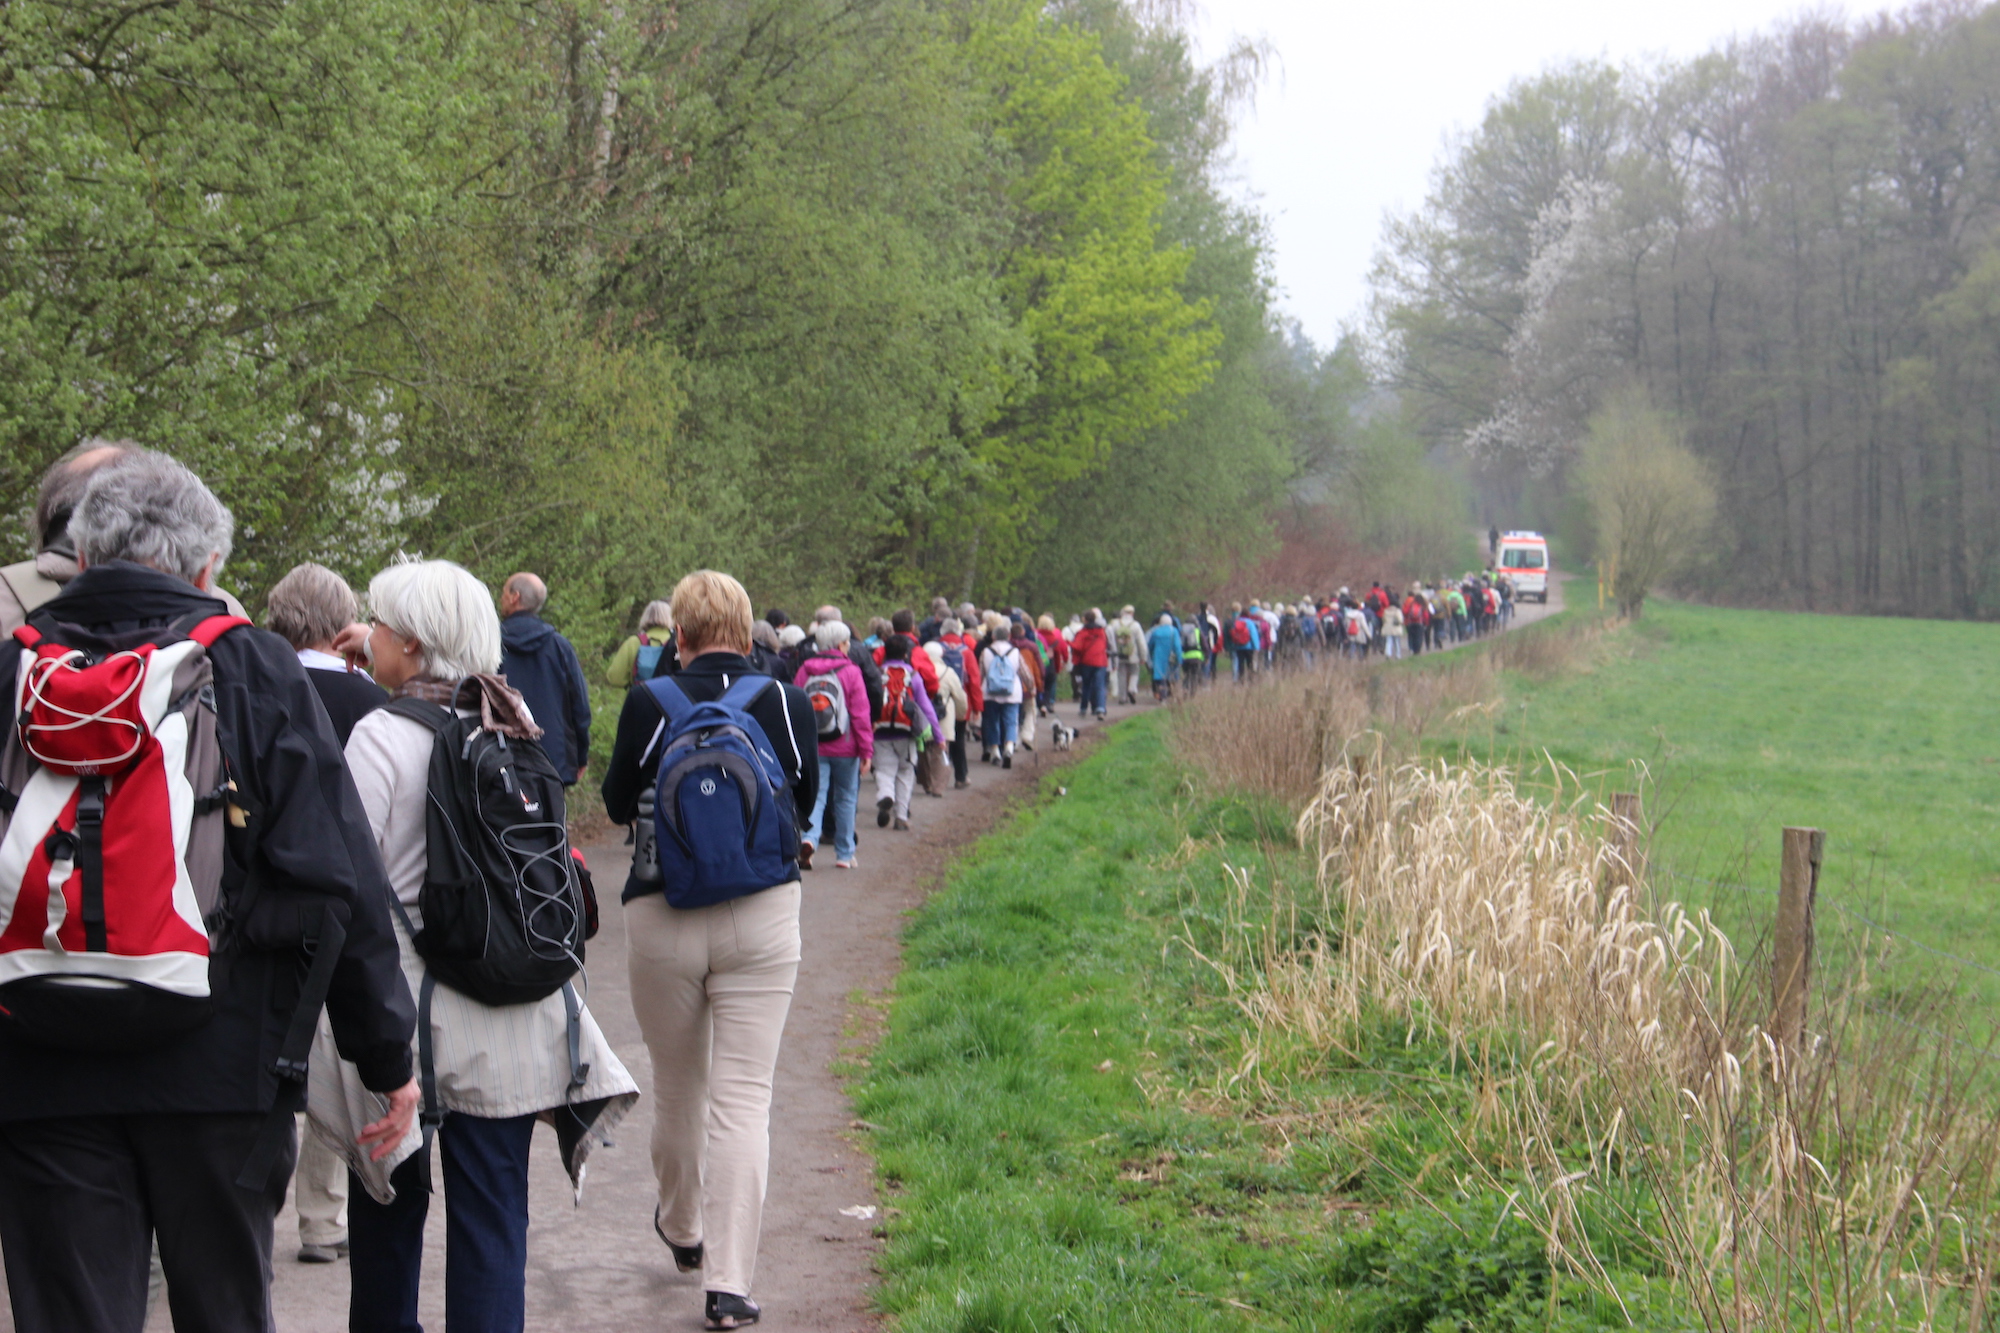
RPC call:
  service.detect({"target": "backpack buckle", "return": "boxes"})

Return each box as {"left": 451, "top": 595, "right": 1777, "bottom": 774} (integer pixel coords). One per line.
{"left": 272, "top": 1056, "right": 310, "bottom": 1084}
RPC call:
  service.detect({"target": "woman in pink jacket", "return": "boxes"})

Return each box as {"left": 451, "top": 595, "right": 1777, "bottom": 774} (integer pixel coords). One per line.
{"left": 794, "top": 620, "right": 874, "bottom": 869}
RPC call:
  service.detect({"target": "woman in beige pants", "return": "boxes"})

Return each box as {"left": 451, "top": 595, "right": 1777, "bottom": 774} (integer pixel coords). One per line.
{"left": 601, "top": 570, "right": 820, "bottom": 1331}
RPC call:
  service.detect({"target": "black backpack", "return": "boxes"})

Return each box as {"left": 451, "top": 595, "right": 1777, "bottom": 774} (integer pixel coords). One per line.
{"left": 385, "top": 690, "right": 591, "bottom": 1006}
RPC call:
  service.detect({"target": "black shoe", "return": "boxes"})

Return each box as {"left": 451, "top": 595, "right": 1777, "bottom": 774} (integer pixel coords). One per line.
{"left": 1020, "top": 740, "right": 1033, "bottom": 752}
{"left": 706, "top": 1291, "right": 761, "bottom": 1329}
{"left": 877, "top": 797, "right": 893, "bottom": 827}
{"left": 953, "top": 779, "right": 969, "bottom": 789}
{"left": 1002, "top": 754, "right": 1012, "bottom": 769}
{"left": 654, "top": 1207, "right": 703, "bottom": 1273}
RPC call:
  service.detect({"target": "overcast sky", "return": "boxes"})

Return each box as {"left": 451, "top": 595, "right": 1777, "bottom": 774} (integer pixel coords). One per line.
{"left": 1188, "top": 0, "right": 1842, "bottom": 350}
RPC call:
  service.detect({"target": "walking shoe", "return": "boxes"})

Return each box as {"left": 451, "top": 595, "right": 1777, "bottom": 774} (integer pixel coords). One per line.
{"left": 835, "top": 858, "right": 856, "bottom": 869}
{"left": 953, "top": 779, "right": 969, "bottom": 789}
{"left": 297, "top": 1241, "right": 348, "bottom": 1263}
{"left": 1020, "top": 740, "right": 1033, "bottom": 752}
{"left": 1002, "top": 754, "right": 1012, "bottom": 769}
{"left": 705, "top": 1291, "right": 761, "bottom": 1329}
{"left": 893, "top": 816, "right": 909, "bottom": 830}
{"left": 798, "top": 840, "right": 815, "bottom": 871}
{"left": 876, "top": 797, "right": 893, "bottom": 827}
{"left": 655, "top": 1206, "right": 703, "bottom": 1272}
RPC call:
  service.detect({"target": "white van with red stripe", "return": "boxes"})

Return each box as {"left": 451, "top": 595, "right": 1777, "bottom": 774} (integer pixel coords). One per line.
{"left": 1496, "top": 532, "right": 1550, "bottom": 602}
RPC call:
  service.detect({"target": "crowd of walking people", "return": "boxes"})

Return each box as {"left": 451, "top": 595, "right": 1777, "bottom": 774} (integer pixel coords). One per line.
{"left": 0, "top": 439, "right": 1522, "bottom": 1333}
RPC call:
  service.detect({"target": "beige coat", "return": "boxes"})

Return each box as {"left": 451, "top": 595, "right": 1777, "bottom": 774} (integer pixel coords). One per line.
{"left": 307, "top": 706, "right": 637, "bottom": 1203}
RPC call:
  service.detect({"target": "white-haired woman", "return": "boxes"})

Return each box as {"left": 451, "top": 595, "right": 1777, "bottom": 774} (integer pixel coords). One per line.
{"left": 330, "top": 559, "right": 637, "bottom": 1333}
{"left": 607, "top": 598, "right": 676, "bottom": 686}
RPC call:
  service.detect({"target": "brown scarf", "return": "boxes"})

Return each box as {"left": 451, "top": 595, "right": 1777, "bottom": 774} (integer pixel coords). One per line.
{"left": 393, "top": 674, "right": 543, "bottom": 740}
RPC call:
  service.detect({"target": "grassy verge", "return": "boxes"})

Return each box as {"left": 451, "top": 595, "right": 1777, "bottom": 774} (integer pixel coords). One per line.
{"left": 856, "top": 715, "right": 1679, "bottom": 1332}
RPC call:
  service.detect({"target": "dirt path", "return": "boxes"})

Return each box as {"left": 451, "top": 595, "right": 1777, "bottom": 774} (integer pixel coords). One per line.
{"left": 230, "top": 702, "right": 1131, "bottom": 1333}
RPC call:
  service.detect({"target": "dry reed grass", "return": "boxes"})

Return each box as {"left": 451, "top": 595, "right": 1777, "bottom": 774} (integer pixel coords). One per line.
{"left": 1306, "top": 748, "right": 2000, "bottom": 1329}
{"left": 1167, "top": 612, "right": 1604, "bottom": 811}
{"left": 1177, "top": 704, "right": 2000, "bottom": 1329}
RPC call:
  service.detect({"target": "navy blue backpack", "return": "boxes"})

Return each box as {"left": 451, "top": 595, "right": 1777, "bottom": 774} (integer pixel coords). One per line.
{"left": 643, "top": 676, "right": 799, "bottom": 908}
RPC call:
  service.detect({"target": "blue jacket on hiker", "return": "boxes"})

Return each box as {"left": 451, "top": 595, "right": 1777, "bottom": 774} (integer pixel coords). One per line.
{"left": 1147, "top": 621, "right": 1181, "bottom": 681}
{"left": 500, "top": 611, "right": 593, "bottom": 783}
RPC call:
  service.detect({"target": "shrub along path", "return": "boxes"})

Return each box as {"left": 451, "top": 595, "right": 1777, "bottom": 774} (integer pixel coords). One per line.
{"left": 220, "top": 701, "right": 1134, "bottom": 1333}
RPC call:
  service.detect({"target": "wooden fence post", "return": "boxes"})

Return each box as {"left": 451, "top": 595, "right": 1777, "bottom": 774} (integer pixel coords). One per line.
{"left": 1772, "top": 827, "right": 1826, "bottom": 1055}
{"left": 1605, "top": 792, "right": 1643, "bottom": 898}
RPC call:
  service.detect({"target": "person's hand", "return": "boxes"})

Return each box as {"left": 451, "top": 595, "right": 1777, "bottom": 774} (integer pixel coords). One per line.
{"left": 359, "top": 1079, "right": 421, "bottom": 1161}
{"left": 332, "top": 622, "right": 371, "bottom": 671}
{"left": 574, "top": 764, "right": 589, "bottom": 784}
{"left": 861, "top": 759, "right": 873, "bottom": 776}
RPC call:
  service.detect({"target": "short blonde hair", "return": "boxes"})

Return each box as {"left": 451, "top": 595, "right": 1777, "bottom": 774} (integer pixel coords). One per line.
{"left": 671, "top": 570, "right": 754, "bottom": 655}
{"left": 265, "top": 562, "right": 359, "bottom": 650}
{"left": 368, "top": 559, "right": 502, "bottom": 679}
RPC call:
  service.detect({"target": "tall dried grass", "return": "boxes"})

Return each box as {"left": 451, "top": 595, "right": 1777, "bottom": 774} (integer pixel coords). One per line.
{"left": 1189, "top": 729, "right": 2000, "bottom": 1330}
{"left": 1168, "top": 612, "right": 1602, "bottom": 811}
{"left": 1167, "top": 614, "right": 2000, "bottom": 1328}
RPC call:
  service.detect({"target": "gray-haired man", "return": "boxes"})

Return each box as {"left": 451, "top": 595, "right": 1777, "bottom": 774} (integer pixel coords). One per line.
{"left": 0, "top": 449, "right": 417, "bottom": 1333}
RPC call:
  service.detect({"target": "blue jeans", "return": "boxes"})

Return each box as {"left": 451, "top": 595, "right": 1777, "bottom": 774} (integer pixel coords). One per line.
{"left": 349, "top": 1110, "right": 538, "bottom": 1333}
{"left": 1077, "top": 665, "right": 1107, "bottom": 715}
{"left": 807, "top": 755, "right": 861, "bottom": 861}
{"left": 982, "top": 699, "right": 1019, "bottom": 749}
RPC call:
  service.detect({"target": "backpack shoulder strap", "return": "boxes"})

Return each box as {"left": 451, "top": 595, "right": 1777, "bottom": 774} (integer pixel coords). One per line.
{"left": 642, "top": 674, "right": 695, "bottom": 729}
{"left": 187, "top": 614, "right": 252, "bottom": 648}
{"left": 718, "top": 675, "right": 775, "bottom": 714}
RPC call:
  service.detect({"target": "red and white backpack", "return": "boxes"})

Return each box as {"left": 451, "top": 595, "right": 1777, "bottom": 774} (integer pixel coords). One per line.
{"left": 0, "top": 611, "right": 249, "bottom": 1051}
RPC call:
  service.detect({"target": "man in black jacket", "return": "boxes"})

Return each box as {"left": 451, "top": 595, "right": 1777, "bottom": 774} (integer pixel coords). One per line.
{"left": 0, "top": 451, "right": 417, "bottom": 1333}
{"left": 499, "top": 572, "right": 593, "bottom": 785}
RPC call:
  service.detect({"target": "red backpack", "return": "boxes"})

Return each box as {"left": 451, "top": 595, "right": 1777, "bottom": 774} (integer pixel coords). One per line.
{"left": 878, "top": 661, "right": 921, "bottom": 733}
{"left": 1228, "top": 618, "right": 1253, "bottom": 648}
{"left": 0, "top": 612, "right": 252, "bottom": 1050}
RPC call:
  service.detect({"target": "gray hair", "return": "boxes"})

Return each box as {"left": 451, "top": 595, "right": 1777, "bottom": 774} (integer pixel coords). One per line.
{"left": 265, "top": 563, "right": 360, "bottom": 651}
{"left": 941, "top": 617, "right": 963, "bottom": 636}
{"left": 35, "top": 439, "right": 137, "bottom": 555}
{"left": 813, "top": 604, "right": 842, "bottom": 625}
{"left": 814, "top": 620, "right": 851, "bottom": 652}
{"left": 639, "top": 599, "right": 672, "bottom": 633}
{"left": 70, "top": 449, "right": 233, "bottom": 584}
{"left": 504, "top": 572, "right": 548, "bottom": 614}
{"left": 368, "top": 559, "right": 502, "bottom": 680}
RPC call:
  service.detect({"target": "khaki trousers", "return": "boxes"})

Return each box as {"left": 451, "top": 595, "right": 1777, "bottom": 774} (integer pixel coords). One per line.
{"left": 626, "top": 884, "right": 802, "bottom": 1298}
{"left": 293, "top": 1114, "right": 349, "bottom": 1246}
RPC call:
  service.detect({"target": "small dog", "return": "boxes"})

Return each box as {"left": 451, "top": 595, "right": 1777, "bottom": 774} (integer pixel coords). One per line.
{"left": 1050, "top": 720, "right": 1076, "bottom": 751}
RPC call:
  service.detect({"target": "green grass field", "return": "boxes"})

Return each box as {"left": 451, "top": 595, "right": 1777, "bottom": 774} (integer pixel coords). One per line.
{"left": 858, "top": 716, "right": 1673, "bottom": 1332}
{"left": 1438, "top": 599, "right": 2000, "bottom": 1007}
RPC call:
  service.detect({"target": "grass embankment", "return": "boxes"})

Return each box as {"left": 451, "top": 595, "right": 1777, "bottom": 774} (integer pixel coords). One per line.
{"left": 1436, "top": 599, "right": 2000, "bottom": 1000}
{"left": 857, "top": 716, "right": 1673, "bottom": 1332}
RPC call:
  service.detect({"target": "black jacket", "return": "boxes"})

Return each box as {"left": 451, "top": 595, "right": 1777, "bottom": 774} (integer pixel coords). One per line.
{"left": 602, "top": 651, "right": 819, "bottom": 902}
{"left": 499, "top": 612, "right": 592, "bottom": 783}
{"left": 848, "top": 643, "right": 884, "bottom": 718}
{"left": 304, "top": 664, "right": 388, "bottom": 747}
{"left": 0, "top": 563, "right": 416, "bottom": 1119}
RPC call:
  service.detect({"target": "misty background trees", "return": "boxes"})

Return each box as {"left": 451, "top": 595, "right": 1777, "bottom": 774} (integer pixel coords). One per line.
{"left": 12, "top": 0, "right": 2000, "bottom": 650}
{"left": 1374, "top": 1, "right": 2000, "bottom": 618}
